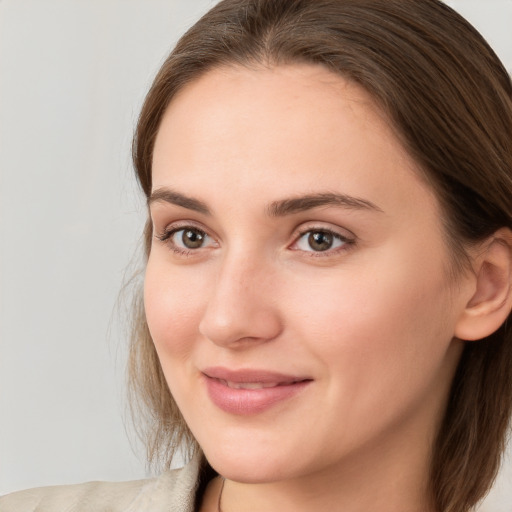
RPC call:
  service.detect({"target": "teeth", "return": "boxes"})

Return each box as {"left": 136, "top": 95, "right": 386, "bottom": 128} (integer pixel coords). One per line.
{"left": 222, "top": 380, "right": 279, "bottom": 390}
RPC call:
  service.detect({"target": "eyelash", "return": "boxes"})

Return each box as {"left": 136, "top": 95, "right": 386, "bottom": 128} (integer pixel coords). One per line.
{"left": 155, "top": 224, "right": 356, "bottom": 258}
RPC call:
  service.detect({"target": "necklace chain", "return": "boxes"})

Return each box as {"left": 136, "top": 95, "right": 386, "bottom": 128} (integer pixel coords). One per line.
{"left": 217, "top": 477, "right": 226, "bottom": 512}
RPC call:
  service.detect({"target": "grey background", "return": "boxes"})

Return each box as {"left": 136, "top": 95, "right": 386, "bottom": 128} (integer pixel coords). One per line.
{"left": 1, "top": 1, "right": 511, "bottom": 509}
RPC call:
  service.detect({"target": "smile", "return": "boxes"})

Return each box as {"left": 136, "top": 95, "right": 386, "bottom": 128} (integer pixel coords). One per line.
{"left": 219, "top": 379, "right": 304, "bottom": 390}
{"left": 202, "top": 367, "right": 312, "bottom": 415}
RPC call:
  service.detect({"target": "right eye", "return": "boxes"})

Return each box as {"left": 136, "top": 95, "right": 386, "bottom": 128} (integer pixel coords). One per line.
{"left": 157, "top": 226, "right": 216, "bottom": 254}
{"left": 173, "top": 228, "right": 209, "bottom": 249}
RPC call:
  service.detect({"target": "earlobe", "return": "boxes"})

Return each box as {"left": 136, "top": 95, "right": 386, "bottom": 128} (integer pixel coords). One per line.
{"left": 455, "top": 228, "right": 512, "bottom": 341}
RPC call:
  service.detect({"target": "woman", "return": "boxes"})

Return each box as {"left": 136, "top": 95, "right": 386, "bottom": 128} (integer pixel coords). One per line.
{"left": 2, "top": 0, "right": 511, "bottom": 511}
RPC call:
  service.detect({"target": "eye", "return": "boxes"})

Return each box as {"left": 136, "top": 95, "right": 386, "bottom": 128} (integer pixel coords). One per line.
{"left": 156, "top": 226, "right": 215, "bottom": 254}
{"left": 293, "top": 229, "right": 352, "bottom": 253}
{"left": 175, "top": 228, "right": 209, "bottom": 249}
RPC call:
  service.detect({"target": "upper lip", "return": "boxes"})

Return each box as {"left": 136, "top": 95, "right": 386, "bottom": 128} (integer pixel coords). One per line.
{"left": 202, "top": 366, "right": 311, "bottom": 385}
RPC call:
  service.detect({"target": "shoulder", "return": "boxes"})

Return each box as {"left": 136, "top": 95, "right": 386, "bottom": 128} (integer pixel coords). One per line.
{"left": 0, "top": 456, "right": 201, "bottom": 512}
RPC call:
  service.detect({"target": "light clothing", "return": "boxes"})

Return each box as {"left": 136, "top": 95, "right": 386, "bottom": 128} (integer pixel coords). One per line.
{"left": 0, "top": 456, "right": 201, "bottom": 512}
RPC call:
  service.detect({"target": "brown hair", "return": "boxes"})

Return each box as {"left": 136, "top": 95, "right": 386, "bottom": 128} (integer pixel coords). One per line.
{"left": 129, "top": 1, "right": 512, "bottom": 511}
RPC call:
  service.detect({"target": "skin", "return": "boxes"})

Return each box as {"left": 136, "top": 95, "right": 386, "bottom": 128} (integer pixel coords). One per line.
{"left": 145, "top": 64, "right": 478, "bottom": 512}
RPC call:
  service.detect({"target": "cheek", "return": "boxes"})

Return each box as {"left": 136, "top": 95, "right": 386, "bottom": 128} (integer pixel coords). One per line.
{"left": 280, "top": 254, "right": 458, "bottom": 450}
{"left": 144, "top": 257, "right": 206, "bottom": 361}
{"left": 285, "top": 247, "right": 457, "bottom": 392}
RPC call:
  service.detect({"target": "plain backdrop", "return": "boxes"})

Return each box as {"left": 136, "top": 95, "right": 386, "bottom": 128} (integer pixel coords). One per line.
{"left": 1, "top": 1, "right": 511, "bottom": 510}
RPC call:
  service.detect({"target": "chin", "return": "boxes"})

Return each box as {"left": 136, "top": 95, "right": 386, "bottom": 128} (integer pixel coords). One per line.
{"left": 201, "top": 439, "right": 298, "bottom": 483}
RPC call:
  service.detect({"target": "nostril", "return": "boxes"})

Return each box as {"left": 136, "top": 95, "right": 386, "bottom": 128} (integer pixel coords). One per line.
{"left": 198, "top": 301, "right": 282, "bottom": 348}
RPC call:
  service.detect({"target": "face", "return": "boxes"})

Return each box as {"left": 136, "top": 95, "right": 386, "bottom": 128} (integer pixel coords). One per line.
{"left": 145, "top": 64, "right": 469, "bottom": 483}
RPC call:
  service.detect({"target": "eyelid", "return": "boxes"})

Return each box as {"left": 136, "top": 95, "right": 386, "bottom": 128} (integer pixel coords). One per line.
{"left": 292, "top": 221, "right": 356, "bottom": 241}
{"left": 155, "top": 219, "right": 213, "bottom": 239}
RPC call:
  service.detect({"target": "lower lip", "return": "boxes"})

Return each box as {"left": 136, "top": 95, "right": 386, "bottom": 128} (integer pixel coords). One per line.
{"left": 204, "top": 376, "right": 311, "bottom": 415}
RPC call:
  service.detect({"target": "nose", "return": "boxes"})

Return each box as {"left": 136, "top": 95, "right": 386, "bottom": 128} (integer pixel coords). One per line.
{"left": 198, "top": 252, "right": 283, "bottom": 348}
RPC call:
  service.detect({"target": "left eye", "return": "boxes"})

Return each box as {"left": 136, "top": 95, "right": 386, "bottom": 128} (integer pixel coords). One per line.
{"left": 294, "top": 230, "right": 348, "bottom": 252}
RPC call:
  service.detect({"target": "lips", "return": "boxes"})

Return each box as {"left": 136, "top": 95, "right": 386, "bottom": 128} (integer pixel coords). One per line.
{"left": 202, "top": 367, "right": 312, "bottom": 415}
{"left": 219, "top": 380, "right": 290, "bottom": 389}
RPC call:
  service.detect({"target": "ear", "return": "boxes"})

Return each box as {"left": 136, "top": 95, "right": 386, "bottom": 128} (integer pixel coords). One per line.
{"left": 455, "top": 228, "right": 512, "bottom": 341}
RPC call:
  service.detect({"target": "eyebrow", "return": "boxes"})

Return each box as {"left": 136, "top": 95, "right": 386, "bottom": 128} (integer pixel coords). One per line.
{"left": 148, "top": 188, "right": 211, "bottom": 215}
{"left": 148, "top": 187, "right": 383, "bottom": 216}
{"left": 267, "top": 192, "right": 383, "bottom": 216}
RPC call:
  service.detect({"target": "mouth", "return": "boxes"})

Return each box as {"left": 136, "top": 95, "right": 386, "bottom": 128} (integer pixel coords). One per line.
{"left": 201, "top": 367, "right": 313, "bottom": 415}
{"left": 215, "top": 378, "right": 309, "bottom": 390}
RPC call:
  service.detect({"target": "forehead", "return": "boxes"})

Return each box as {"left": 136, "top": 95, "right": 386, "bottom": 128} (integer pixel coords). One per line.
{"left": 152, "top": 64, "right": 438, "bottom": 218}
